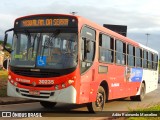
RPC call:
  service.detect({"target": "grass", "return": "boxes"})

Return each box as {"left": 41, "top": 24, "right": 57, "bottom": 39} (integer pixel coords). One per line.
{"left": 0, "top": 70, "right": 8, "bottom": 97}
{"left": 127, "top": 104, "right": 160, "bottom": 120}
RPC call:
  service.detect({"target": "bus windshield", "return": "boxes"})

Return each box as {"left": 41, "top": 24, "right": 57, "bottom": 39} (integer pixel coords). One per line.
{"left": 10, "top": 31, "right": 78, "bottom": 69}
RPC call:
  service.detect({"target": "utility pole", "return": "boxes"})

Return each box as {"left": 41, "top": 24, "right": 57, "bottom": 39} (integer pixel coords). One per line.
{"left": 145, "top": 33, "right": 150, "bottom": 46}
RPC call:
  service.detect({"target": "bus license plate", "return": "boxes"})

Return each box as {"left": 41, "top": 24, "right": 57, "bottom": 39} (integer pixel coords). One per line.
{"left": 29, "top": 90, "right": 40, "bottom": 96}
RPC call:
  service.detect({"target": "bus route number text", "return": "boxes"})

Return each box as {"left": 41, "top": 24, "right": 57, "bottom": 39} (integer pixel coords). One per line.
{"left": 39, "top": 80, "right": 54, "bottom": 85}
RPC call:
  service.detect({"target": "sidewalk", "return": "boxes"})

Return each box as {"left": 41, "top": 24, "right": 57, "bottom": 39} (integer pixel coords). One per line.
{"left": 0, "top": 97, "right": 37, "bottom": 105}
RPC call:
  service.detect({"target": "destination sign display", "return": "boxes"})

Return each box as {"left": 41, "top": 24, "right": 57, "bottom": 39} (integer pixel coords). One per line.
{"left": 22, "top": 19, "right": 69, "bottom": 27}
{"left": 15, "top": 16, "right": 78, "bottom": 28}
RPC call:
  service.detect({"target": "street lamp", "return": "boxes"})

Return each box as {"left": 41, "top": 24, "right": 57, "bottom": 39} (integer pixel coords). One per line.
{"left": 145, "top": 33, "right": 150, "bottom": 46}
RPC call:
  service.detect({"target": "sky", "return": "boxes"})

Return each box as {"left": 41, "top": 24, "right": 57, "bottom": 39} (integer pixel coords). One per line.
{"left": 0, "top": 0, "right": 160, "bottom": 52}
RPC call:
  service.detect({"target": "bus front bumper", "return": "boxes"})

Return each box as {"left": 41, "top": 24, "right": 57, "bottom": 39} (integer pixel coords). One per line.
{"left": 7, "top": 81, "right": 77, "bottom": 104}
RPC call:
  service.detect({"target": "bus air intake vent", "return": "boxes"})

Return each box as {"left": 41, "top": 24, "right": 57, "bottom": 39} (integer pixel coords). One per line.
{"left": 18, "top": 88, "right": 53, "bottom": 99}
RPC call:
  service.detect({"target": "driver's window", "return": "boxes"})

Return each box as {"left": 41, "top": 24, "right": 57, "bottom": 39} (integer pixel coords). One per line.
{"left": 80, "top": 26, "right": 96, "bottom": 73}
{"left": 80, "top": 38, "right": 85, "bottom": 61}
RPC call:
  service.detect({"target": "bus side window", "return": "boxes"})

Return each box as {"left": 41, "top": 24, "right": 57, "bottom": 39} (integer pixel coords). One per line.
{"left": 115, "top": 40, "right": 126, "bottom": 65}
{"left": 143, "top": 50, "right": 148, "bottom": 69}
{"left": 80, "top": 38, "right": 85, "bottom": 61}
{"left": 127, "top": 44, "right": 135, "bottom": 67}
{"left": 80, "top": 26, "right": 96, "bottom": 73}
{"left": 148, "top": 52, "right": 153, "bottom": 69}
{"left": 153, "top": 54, "right": 158, "bottom": 70}
{"left": 136, "top": 48, "right": 142, "bottom": 67}
{"left": 99, "top": 34, "right": 114, "bottom": 63}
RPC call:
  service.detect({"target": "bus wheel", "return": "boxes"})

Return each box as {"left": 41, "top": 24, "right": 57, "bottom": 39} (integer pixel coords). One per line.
{"left": 130, "top": 83, "right": 145, "bottom": 101}
{"left": 86, "top": 86, "right": 106, "bottom": 113}
{"left": 40, "top": 101, "right": 57, "bottom": 109}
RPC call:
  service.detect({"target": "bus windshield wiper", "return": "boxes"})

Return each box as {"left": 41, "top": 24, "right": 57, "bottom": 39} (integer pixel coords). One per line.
{"left": 31, "top": 34, "right": 38, "bottom": 58}
{"left": 23, "top": 30, "right": 31, "bottom": 60}
{"left": 41, "top": 30, "right": 60, "bottom": 57}
{"left": 49, "top": 29, "right": 60, "bottom": 42}
{"left": 24, "top": 30, "right": 31, "bottom": 39}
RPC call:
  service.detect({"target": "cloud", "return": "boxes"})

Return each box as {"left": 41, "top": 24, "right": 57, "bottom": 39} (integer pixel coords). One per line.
{"left": 0, "top": 13, "right": 17, "bottom": 40}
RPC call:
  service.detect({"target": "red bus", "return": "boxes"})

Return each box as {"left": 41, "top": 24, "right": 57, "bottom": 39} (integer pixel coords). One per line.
{"left": 3, "top": 14, "right": 159, "bottom": 112}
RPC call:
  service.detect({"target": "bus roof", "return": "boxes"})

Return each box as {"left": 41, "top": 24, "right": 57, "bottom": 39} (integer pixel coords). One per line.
{"left": 139, "top": 43, "right": 158, "bottom": 54}
{"left": 76, "top": 15, "right": 139, "bottom": 46}
{"left": 15, "top": 14, "right": 77, "bottom": 21}
{"left": 15, "top": 14, "right": 158, "bottom": 54}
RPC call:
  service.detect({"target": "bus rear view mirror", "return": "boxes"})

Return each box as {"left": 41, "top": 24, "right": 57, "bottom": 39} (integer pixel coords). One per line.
{"left": 3, "top": 28, "right": 14, "bottom": 53}
{"left": 3, "top": 59, "right": 8, "bottom": 70}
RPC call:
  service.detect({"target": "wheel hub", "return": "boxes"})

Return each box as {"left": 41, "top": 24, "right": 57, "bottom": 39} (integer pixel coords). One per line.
{"left": 96, "top": 92, "right": 104, "bottom": 107}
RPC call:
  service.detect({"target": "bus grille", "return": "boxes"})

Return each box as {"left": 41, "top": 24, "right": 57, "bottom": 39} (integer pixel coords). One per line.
{"left": 19, "top": 82, "right": 53, "bottom": 88}
{"left": 17, "top": 88, "right": 54, "bottom": 99}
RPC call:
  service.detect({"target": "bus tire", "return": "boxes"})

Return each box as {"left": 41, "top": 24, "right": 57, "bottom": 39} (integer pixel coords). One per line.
{"left": 40, "top": 101, "right": 57, "bottom": 109}
{"left": 86, "top": 86, "right": 106, "bottom": 113}
{"left": 130, "top": 83, "right": 145, "bottom": 101}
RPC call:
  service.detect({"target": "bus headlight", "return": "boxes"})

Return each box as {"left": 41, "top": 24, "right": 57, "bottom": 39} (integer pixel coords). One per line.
{"left": 14, "top": 82, "right": 18, "bottom": 87}
{"left": 8, "top": 75, "right": 11, "bottom": 80}
{"left": 55, "top": 85, "right": 59, "bottom": 90}
{"left": 11, "top": 80, "right": 14, "bottom": 84}
{"left": 68, "top": 80, "right": 74, "bottom": 85}
{"left": 62, "top": 83, "right": 66, "bottom": 88}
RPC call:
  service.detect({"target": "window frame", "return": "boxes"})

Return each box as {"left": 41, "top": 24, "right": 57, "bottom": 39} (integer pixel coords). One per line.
{"left": 153, "top": 53, "right": 158, "bottom": 70}
{"left": 127, "top": 44, "right": 135, "bottom": 67}
{"left": 99, "top": 33, "right": 114, "bottom": 64}
{"left": 135, "top": 47, "right": 142, "bottom": 68}
{"left": 80, "top": 25, "right": 96, "bottom": 74}
{"left": 143, "top": 49, "right": 148, "bottom": 69}
{"left": 115, "top": 39, "right": 126, "bottom": 65}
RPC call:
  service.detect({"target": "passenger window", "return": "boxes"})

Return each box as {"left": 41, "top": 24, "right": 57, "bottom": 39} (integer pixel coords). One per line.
{"left": 127, "top": 44, "right": 135, "bottom": 67}
{"left": 143, "top": 50, "right": 148, "bottom": 68}
{"left": 115, "top": 40, "right": 126, "bottom": 65}
{"left": 136, "top": 48, "right": 142, "bottom": 67}
{"left": 148, "top": 52, "right": 153, "bottom": 69}
{"left": 153, "top": 54, "right": 158, "bottom": 70}
{"left": 99, "top": 34, "right": 114, "bottom": 63}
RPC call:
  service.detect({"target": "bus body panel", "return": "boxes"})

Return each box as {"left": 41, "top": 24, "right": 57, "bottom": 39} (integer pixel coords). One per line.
{"left": 141, "top": 69, "right": 158, "bottom": 94}
{"left": 6, "top": 14, "right": 159, "bottom": 105}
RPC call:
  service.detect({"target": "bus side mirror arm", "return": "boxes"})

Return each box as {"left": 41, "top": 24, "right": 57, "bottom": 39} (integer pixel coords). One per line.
{"left": 3, "top": 28, "right": 14, "bottom": 53}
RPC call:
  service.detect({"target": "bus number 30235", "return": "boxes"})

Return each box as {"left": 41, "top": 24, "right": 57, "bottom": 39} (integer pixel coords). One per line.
{"left": 39, "top": 80, "right": 54, "bottom": 85}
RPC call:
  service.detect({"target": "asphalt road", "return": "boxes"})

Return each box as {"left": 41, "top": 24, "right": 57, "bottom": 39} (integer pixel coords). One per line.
{"left": 0, "top": 84, "right": 160, "bottom": 119}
